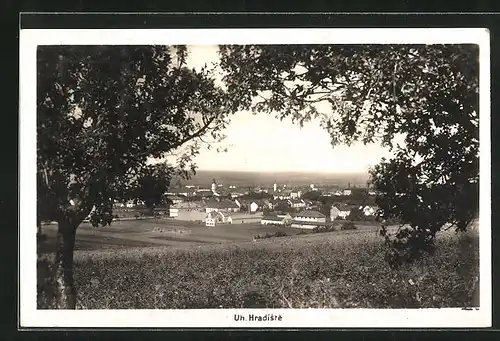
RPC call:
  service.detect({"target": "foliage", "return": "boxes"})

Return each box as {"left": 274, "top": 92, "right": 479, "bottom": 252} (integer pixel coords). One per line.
{"left": 347, "top": 207, "right": 364, "bottom": 221}
{"left": 254, "top": 231, "right": 288, "bottom": 239}
{"left": 219, "top": 44, "right": 479, "bottom": 261}
{"left": 38, "top": 45, "right": 232, "bottom": 227}
{"left": 132, "top": 163, "right": 173, "bottom": 215}
{"left": 40, "top": 230, "right": 479, "bottom": 309}
{"left": 301, "top": 190, "right": 323, "bottom": 202}
{"left": 312, "top": 225, "right": 337, "bottom": 233}
{"left": 37, "top": 45, "right": 234, "bottom": 308}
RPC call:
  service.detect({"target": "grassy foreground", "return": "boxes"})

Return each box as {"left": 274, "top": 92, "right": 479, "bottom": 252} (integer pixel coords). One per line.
{"left": 38, "top": 229, "right": 479, "bottom": 309}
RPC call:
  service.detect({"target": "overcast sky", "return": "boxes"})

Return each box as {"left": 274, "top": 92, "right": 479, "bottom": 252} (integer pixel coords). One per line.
{"left": 166, "top": 45, "right": 394, "bottom": 174}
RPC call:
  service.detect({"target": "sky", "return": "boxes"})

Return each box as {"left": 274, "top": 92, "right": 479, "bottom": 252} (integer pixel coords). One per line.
{"left": 166, "top": 45, "right": 394, "bottom": 174}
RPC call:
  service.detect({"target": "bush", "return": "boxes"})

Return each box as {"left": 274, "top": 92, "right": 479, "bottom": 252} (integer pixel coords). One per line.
{"left": 312, "top": 225, "right": 337, "bottom": 234}
{"left": 254, "top": 231, "right": 288, "bottom": 240}
{"left": 341, "top": 221, "right": 357, "bottom": 230}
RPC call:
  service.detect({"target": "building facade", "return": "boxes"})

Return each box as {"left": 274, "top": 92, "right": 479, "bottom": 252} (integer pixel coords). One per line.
{"left": 291, "top": 210, "right": 326, "bottom": 229}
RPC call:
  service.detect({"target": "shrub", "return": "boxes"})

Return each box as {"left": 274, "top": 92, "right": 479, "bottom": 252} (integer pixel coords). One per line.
{"left": 341, "top": 221, "right": 357, "bottom": 230}
{"left": 312, "top": 225, "right": 337, "bottom": 233}
{"left": 254, "top": 231, "right": 288, "bottom": 240}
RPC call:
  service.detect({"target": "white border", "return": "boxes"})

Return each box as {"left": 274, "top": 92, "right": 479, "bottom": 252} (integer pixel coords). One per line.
{"left": 19, "top": 28, "right": 492, "bottom": 328}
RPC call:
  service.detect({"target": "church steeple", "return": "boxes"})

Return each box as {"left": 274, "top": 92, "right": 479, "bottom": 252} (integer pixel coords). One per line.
{"left": 211, "top": 178, "right": 219, "bottom": 197}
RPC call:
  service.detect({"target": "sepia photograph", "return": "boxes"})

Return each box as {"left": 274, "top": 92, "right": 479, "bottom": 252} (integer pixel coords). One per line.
{"left": 20, "top": 28, "right": 491, "bottom": 328}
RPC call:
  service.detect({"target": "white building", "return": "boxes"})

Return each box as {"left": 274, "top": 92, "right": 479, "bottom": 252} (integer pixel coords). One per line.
{"left": 235, "top": 199, "right": 262, "bottom": 213}
{"left": 287, "top": 199, "right": 306, "bottom": 209}
{"left": 168, "top": 196, "right": 184, "bottom": 205}
{"left": 205, "top": 199, "right": 240, "bottom": 213}
{"left": 169, "top": 207, "right": 179, "bottom": 218}
{"left": 362, "top": 205, "right": 377, "bottom": 216}
{"left": 273, "top": 190, "right": 292, "bottom": 200}
{"left": 261, "top": 215, "right": 286, "bottom": 225}
{"left": 329, "top": 206, "right": 340, "bottom": 221}
{"left": 291, "top": 210, "right": 326, "bottom": 229}
{"left": 334, "top": 205, "right": 352, "bottom": 219}
{"left": 205, "top": 211, "right": 233, "bottom": 227}
{"left": 250, "top": 201, "right": 259, "bottom": 213}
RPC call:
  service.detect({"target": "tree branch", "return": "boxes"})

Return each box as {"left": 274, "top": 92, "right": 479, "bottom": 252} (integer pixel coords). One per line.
{"left": 170, "top": 115, "right": 218, "bottom": 150}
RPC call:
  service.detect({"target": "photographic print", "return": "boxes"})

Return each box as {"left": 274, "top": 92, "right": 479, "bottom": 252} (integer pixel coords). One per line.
{"left": 20, "top": 28, "right": 491, "bottom": 328}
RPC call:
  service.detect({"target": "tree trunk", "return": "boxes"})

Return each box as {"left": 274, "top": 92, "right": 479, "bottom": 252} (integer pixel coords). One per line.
{"left": 37, "top": 216, "right": 42, "bottom": 237}
{"left": 54, "top": 220, "right": 78, "bottom": 309}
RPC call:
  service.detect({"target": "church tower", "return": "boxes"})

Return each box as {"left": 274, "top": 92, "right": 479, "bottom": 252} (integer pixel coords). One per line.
{"left": 211, "top": 179, "right": 220, "bottom": 197}
{"left": 211, "top": 179, "right": 217, "bottom": 193}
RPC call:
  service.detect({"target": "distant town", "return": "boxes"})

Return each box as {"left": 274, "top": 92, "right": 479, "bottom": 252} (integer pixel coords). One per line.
{"left": 110, "top": 177, "right": 380, "bottom": 229}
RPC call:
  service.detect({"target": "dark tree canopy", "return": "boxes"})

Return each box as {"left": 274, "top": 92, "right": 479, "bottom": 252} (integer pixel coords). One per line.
{"left": 37, "top": 45, "right": 234, "bottom": 308}
{"left": 38, "top": 45, "right": 233, "bottom": 227}
{"left": 219, "top": 44, "right": 479, "bottom": 263}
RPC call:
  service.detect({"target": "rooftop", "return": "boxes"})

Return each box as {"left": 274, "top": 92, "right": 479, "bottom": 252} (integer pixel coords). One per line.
{"left": 294, "top": 210, "right": 326, "bottom": 218}
{"left": 261, "top": 215, "right": 284, "bottom": 221}
{"left": 291, "top": 220, "right": 326, "bottom": 226}
{"left": 206, "top": 199, "right": 240, "bottom": 209}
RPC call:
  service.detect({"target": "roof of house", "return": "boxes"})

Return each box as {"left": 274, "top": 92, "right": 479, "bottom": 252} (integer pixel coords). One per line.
{"left": 206, "top": 211, "right": 220, "bottom": 219}
{"left": 206, "top": 199, "right": 240, "bottom": 209}
{"left": 288, "top": 199, "right": 304, "bottom": 204}
{"left": 334, "top": 204, "right": 356, "bottom": 211}
{"left": 261, "top": 215, "right": 284, "bottom": 222}
{"left": 294, "top": 210, "right": 326, "bottom": 218}
{"left": 207, "top": 211, "right": 233, "bottom": 218}
{"left": 291, "top": 220, "right": 326, "bottom": 226}
{"left": 238, "top": 199, "right": 265, "bottom": 206}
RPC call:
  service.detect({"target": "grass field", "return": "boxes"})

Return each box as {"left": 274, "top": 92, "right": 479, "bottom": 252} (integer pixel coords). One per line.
{"left": 37, "top": 219, "right": 479, "bottom": 309}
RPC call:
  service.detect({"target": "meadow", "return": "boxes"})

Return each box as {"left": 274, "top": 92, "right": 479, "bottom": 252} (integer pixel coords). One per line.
{"left": 37, "top": 219, "right": 479, "bottom": 309}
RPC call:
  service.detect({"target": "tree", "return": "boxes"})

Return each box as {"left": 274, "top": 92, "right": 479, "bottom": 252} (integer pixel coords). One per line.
{"left": 347, "top": 206, "right": 364, "bottom": 221}
{"left": 37, "top": 45, "right": 234, "bottom": 308}
{"left": 302, "top": 190, "right": 323, "bottom": 201}
{"left": 132, "top": 163, "right": 173, "bottom": 216}
{"left": 219, "top": 44, "right": 479, "bottom": 263}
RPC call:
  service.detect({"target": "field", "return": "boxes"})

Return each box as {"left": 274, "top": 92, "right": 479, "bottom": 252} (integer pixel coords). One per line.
{"left": 37, "top": 219, "right": 479, "bottom": 309}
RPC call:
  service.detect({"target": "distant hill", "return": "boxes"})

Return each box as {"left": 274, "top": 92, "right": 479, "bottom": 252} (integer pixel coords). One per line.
{"left": 171, "top": 170, "right": 369, "bottom": 188}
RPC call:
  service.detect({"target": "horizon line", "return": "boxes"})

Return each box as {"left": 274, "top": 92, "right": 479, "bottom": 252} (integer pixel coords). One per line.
{"left": 190, "top": 169, "right": 370, "bottom": 175}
